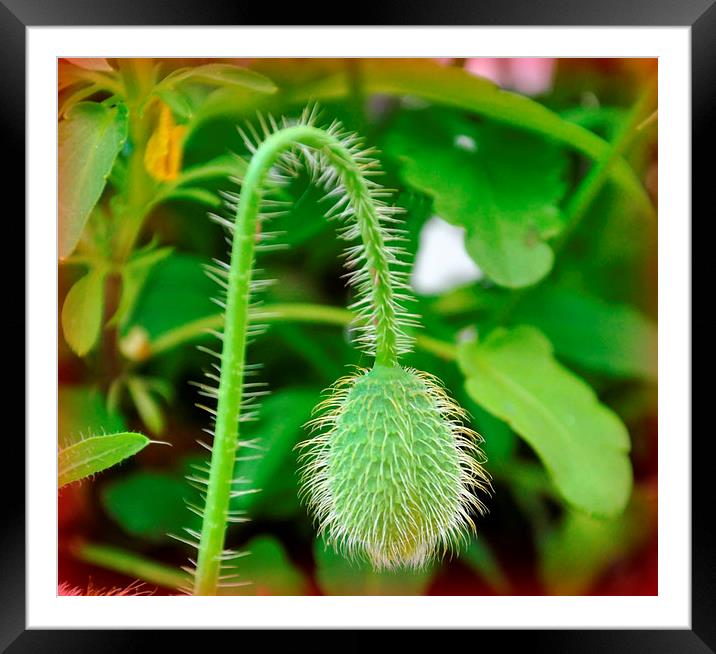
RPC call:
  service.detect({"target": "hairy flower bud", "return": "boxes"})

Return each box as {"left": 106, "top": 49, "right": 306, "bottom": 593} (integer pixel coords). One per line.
{"left": 298, "top": 365, "right": 491, "bottom": 570}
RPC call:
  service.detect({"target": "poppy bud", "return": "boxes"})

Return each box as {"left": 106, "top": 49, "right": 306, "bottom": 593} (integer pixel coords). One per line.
{"left": 299, "top": 365, "right": 491, "bottom": 570}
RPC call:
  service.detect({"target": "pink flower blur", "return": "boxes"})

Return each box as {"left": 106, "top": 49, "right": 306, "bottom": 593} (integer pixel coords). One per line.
{"left": 435, "top": 58, "right": 555, "bottom": 96}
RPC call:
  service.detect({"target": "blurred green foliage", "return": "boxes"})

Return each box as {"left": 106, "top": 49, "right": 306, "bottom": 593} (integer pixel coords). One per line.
{"left": 383, "top": 108, "right": 569, "bottom": 287}
{"left": 58, "top": 57, "right": 657, "bottom": 596}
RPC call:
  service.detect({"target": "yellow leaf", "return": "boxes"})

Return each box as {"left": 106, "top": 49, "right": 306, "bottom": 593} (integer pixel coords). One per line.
{"left": 143, "top": 103, "right": 187, "bottom": 181}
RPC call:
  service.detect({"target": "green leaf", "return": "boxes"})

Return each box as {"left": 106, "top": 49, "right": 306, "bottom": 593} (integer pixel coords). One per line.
{"left": 109, "top": 246, "right": 173, "bottom": 328}
{"left": 470, "top": 403, "right": 518, "bottom": 469}
{"left": 460, "top": 538, "right": 510, "bottom": 594}
{"left": 457, "top": 326, "right": 632, "bottom": 517}
{"left": 540, "top": 489, "right": 655, "bottom": 594}
{"left": 101, "top": 471, "right": 197, "bottom": 542}
{"left": 123, "top": 254, "right": 216, "bottom": 340}
{"left": 59, "top": 83, "right": 102, "bottom": 118}
{"left": 230, "top": 389, "right": 317, "bottom": 517}
{"left": 58, "top": 431, "right": 149, "bottom": 488}
{"left": 560, "top": 106, "right": 626, "bottom": 138}
{"left": 157, "top": 187, "right": 220, "bottom": 208}
{"left": 221, "top": 536, "right": 308, "bottom": 596}
{"left": 58, "top": 102, "right": 128, "bottom": 259}
{"left": 59, "top": 386, "right": 126, "bottom": 449}
{"left": 65, "top": 58, "right": 113, "bottom": 72}
{"left": 155, "top": 87, "right": 194, "bottom": 121}
{"left": 107, "top": 153, "right": 128, "bottom": 191}
{"left": 149, "top": 154, "right": 246, "bottom": 211}
{"left": 61, "top": 268, "right": 106, "bottom": 356}
{"left": 314, "top": 538, "right": 435, "bottom": 596}
{"left": 175, "top": 154, "right": 247, "bottom": 187}
{"left": 126, "top": 376, "right": 166, "bottom": 435}
{"left": 512, "top": 284, "right": 657, "bottom": 380}
{"left": 160, "top": 64, "right": 277, "bottom": 94}
{"left": 554, "top": 182, "right": 654, "bottom": 303}
{"left": 58, "top": 61, "right": 91, "bottom": 91}
{"left": 384, "top": 109, "right": 568, "bottom": 287}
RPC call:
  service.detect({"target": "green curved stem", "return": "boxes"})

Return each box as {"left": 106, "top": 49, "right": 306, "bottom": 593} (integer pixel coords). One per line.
{"left": 138, "top": 302, "right": 457, "bottom": 364}
{"left": 193, "top": 125, "right": 402, "bottom": 595}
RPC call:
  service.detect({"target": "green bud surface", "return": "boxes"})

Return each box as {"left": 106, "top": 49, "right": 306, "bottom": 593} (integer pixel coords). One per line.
{"left": 300, "top": 364, "right": 491, "bottom": 569}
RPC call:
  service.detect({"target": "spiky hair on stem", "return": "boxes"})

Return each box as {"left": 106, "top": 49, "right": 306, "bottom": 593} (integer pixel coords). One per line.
{"left": 235, "top": 104, "right": 419, "bottom": 363}
{"left": 189, "top": 105, "right": 425, "bottom": 595}
{"left": 297, "top": 364, "right": 492, "bottom": 570}
{"left": 188, "top": 104, "right": 490, "bottom": 594}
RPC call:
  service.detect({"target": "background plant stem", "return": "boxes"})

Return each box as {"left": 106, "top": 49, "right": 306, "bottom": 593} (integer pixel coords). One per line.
{"left": 140, "top": 302, "right": 457, "bottom": 363}
{"left": 114, "top": 60, "right": 158, "bottom": 262}
{"left": 72, "top": 541, "right": 188, "bottom": 591}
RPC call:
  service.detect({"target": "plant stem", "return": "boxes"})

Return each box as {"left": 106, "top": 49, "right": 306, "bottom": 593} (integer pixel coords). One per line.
{"left": 97, "top": 63, "right": 156, "bottom": 391}
{"left": 345, "top": 59, "right": 367, "bottom": 133}
{"left": 114, "top": 61, "right": 158, "bottom": 262}
{"left": 556, "top": 76, "right": 657, "bottom": 250}
{"left": 138, "top": 302, "right": 457, "bottom": 364}
{"left": 193, "top": 124, "right": 403, "bottom": 595}
{"left": 146, "top": 304, "right": 351, "bottom": 357}
{"left": 72, "top": 541, "right": 189, "bottom": 591}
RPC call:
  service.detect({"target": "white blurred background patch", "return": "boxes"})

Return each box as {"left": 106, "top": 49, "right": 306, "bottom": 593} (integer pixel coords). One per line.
{"left": 411, "top": 216, "right": 483, "bottom": 295}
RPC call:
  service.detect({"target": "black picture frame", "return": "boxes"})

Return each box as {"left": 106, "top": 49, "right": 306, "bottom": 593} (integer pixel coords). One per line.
{"left": 5, "top": 0, "right": 707, "bottom": 648}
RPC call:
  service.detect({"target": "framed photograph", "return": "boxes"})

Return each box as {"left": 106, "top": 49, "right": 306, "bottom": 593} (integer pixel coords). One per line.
{"left": 6, "top": 0, "right": 707, "bottom": 647}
